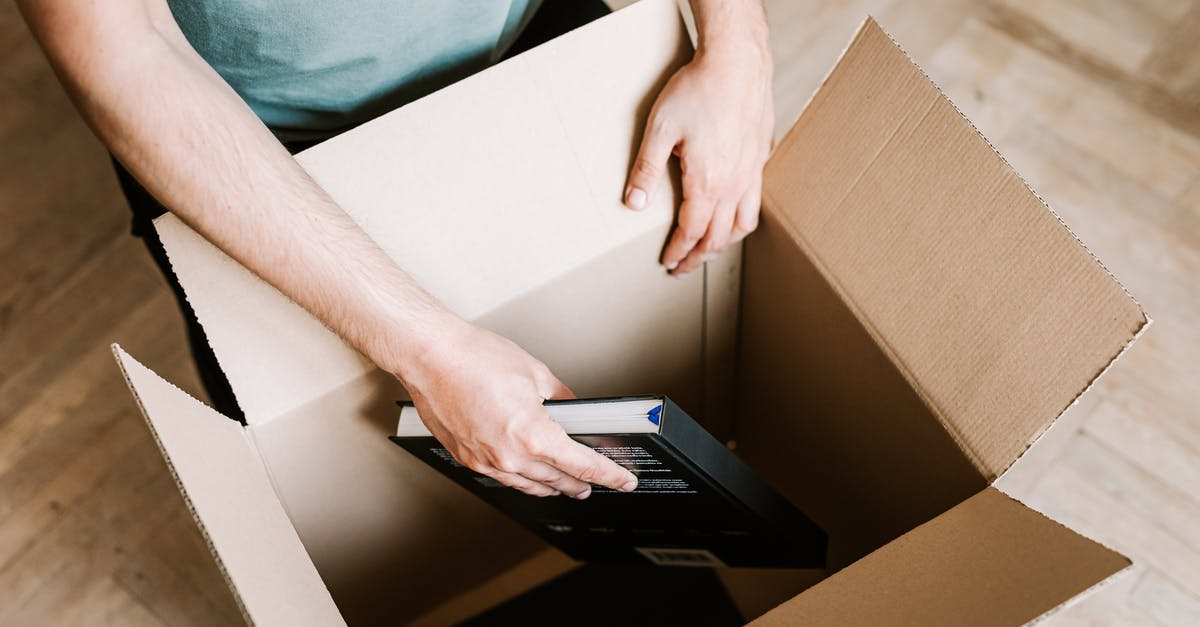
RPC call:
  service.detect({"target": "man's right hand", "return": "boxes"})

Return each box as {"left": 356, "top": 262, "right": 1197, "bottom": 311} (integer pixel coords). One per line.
{"left": 399, "top": 320, "right": 639, "bottom": 499}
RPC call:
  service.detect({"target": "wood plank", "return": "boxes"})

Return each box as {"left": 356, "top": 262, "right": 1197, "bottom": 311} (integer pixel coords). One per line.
{"left": 0, "top": 436, "right": 180, "bottom": 624}
{"left": 0, "top": 289, "right": 197, "bottom": 519}
{"left": 994, "top": 0, "right": 1158, "bottom": 74}
{"left": 1058, "top": 434, "right": 1200, "bottom": 555}
{"left": 930, "top": 17, "right": 1200, "bottom": 201}
{"left": 0, "top": 408, "right": 145, "bottom": 572}
{"left": 1131, "top": 568, "right": 1200, "bottom": 626}
{"left": 1140, "top": 4, "right": 1200, "bottom": 99}
{"left": 0, "top": 236, "right": 173, "bottom": 426}
{"left": 981, "top": 0, "right": 1200, "bottom": 137}
{"left": 1082, "top": 399, "right": 1200, "bottom": 507}
{"left": 53, "top": 576, "right": 164, "bottom": 627}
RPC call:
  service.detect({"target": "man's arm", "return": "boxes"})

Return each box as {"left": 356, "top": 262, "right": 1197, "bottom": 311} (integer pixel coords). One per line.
{"left": 625, "top": 0, "right": 773, "bottom": 275}
{"left": 17, "top": 0, "right": 636, "bottom": 499}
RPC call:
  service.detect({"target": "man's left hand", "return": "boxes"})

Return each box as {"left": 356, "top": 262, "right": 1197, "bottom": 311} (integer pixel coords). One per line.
{"left": 624, "top": 5, "right": 773, "bottom": 275}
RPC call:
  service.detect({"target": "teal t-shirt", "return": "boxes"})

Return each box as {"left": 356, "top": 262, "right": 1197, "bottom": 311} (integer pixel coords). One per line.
{"left": 167, "top": 1, "right": 540, "bottom": 140}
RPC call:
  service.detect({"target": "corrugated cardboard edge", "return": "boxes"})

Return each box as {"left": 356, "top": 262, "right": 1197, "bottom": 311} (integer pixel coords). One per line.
{"left": 993, "top": 484, "right": 1132, "bottom": 566}
{"left": 774, "top": 15, "right": 873, "bottom": 143}
{"left": 865, "top": 18, "right": 1153, "bottom": 482}
{"left": 998, "top": 487, "right": 1135, "bottom": 626}
{"left": 973, "top": 488, "right": 1134, "bottom": 624}
{"left": 1026, "top": 563, "right": 1134, "bottom": 626}
{"left": 151, "top": 215, "right": 257, "bottom": 423}
{"left": 111, "top": 343, "right": 256, "bottom": 626}
{"left": 764, "top": 16, "right": 1149, "bottom": 478}
{"left": 997, "top": 314, "right": 1152, "bottom": 480}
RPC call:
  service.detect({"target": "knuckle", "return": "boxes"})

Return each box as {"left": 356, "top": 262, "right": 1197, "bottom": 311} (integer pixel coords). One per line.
{"left": 633, "top": 158, "right": 660, "bottom": 179}
{"left": 680, "top": 224, "right": 707, "bottom": 242}
{"left": 487, "top": 449, "right": 520, "bottom": 474}
{"left": 685, "top": 173, "right": 716, "bottom": 197}
{"left": 454, "top": 450, "right": 480, "bottom": 469}
{"left": 574, "top": 463, "right": 601, "bottom": 484}
{"left": 650, "top": 114, "right": 671, "bottom": 136}
{"left": 541, "top": 474, "right": 568, "bottom": 488}
{"left": 496, "top": 458, "right": 521, "bottom": 475}
{"left": 524, "top": 433, "right": 552, "bottom": 458}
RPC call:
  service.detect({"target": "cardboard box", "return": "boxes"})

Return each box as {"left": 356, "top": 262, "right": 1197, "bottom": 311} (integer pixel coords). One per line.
{"left": 112, "top": 1, "right": 1148, "bottom": 624}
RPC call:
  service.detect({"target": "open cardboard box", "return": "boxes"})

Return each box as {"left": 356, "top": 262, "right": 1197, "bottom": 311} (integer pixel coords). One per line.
{"left": 112, "top": 1, "right": 1149, "bottom": 624}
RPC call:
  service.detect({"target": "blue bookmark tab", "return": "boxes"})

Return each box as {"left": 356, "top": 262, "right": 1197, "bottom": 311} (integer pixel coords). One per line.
{"left": 647, "top": 405, "right": 662, "bottom": 426}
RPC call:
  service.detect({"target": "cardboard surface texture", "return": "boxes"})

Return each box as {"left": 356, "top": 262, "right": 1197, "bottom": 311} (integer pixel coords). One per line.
{"left": 752, "top": 488, "right": 1130, "bottom": 626}
{"left": 113, "top": 0, "right": 1146, "bottom": 624}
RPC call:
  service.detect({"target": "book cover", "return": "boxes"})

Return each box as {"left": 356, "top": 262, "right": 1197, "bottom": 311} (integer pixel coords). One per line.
{"left": 390, "top": 396, "right": 826, "bottom": 568}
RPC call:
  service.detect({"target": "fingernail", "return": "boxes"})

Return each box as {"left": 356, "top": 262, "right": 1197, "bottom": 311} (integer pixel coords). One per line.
{"left": 551, "top": 490, "right": 561, "bottom": 496}
{"left": 702, "top": 253, "right": 718, "bottom": 263}
{"left": 574, "top": 487, "right": 591, "bottom": 500}
{"left": 626, "top": 187, "right": 647, "bottom": 211}
{"left": 620, "top": 479, "right": 638, "bottom": 492}
{"left": 666, "top": 261, "right": 678, "bottom": 271}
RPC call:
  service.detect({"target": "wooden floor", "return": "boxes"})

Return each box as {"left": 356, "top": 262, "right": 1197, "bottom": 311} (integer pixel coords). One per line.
{"left": 1, "top": 0, "right": 1197, "bottom": 625}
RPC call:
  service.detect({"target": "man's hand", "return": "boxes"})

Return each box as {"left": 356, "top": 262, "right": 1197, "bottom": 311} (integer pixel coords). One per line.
{"left": 400, "top": 321, "right": 638, "bottom": 498}
{"left": 17, "top": 0, "right": 631, "bottom": 500}
{"left": 624, "top": 0, "right": 773, "bottom": 276}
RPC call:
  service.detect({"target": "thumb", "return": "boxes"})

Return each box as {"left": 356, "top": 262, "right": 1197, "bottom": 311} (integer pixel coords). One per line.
{"left": 625, "top": 114, "right": 676, "bottom": 212}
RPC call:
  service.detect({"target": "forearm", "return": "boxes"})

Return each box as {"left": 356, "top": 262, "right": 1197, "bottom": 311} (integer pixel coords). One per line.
{"left": 20, "top": 1, "right": 456, "bottom": 382}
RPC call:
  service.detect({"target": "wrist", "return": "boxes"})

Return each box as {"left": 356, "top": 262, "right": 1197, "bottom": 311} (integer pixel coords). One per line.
{"left": 693, "top": 2, "right": 770, "bottom": 62}
{"left": 379, "top": 309, "right": 472, "bottom": 393}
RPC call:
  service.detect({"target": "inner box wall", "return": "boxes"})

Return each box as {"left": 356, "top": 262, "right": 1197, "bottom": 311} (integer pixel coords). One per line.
{"left": 732, "top": 209, "right": 988, "bottom": 571}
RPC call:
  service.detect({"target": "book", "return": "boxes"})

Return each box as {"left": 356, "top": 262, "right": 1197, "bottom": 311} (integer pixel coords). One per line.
{"left": 390, "top": 396, "right": 827, "bottom": 568}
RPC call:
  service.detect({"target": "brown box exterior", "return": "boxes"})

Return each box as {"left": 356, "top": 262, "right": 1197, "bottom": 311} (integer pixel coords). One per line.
{"left": 113, "top": 1, "right": 1146, "bottom": 625}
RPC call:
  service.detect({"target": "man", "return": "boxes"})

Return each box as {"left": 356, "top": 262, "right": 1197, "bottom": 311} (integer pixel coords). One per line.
{"left": 18, "top": 0, "right": 773, "bottom": 500}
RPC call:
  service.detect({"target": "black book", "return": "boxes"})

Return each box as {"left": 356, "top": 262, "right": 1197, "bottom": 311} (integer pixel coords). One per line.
{"left": 389, "top": 396, "right": 826, "bottom": 568}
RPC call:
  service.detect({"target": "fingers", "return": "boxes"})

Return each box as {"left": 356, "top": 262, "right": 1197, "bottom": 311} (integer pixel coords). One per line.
{"left": 731, "top": 172, "right": 762, "bottom": 244}
{"left": 537, "top": 429, "right": 638, "bottom": 493}
{"left": 664, "top": 167, "right": 764, "bottom": 274}
{"left": 625, "top": 112, "right": 677, "bottom": 212}
{"left": 661, "top": 195, "right": 715, "bottom": 272}
{"left": 673, "top": 199, "right": 736, "bottom": 275}
{"left": 480, "top": 428, "right": 636, "bottom": 498}
{"left": 485, "top": 468, "right": 560, "bottom": 497}
{"left": 518, "top": 460, "right": 592, "bottom": 499}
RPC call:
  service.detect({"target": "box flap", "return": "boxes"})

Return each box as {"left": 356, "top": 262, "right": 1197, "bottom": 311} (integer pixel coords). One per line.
{"left": 154, "top": 0, "right": 692, "bottom": 424}
{"left": 761, "top": 18, "right": 1147, "bottom": 478}
{"left": 751, "top": 487, "right": 1130, "bottom": 626}
{"left": 112, "top": 346, "right": 344, "bottom": 626}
